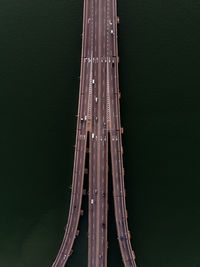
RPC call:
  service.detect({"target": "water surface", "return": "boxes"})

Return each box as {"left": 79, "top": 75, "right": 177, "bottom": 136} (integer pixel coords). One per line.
{"left": 0, "top": 0, "right": 200, "bottom": 266}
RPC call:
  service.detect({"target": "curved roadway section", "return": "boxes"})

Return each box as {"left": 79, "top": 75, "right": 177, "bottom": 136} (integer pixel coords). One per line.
{"left": 109, "top": 1, "right": 137, "bottom": 266}
{"left": 52, "top": 0, "right": 92, "bottom": 265}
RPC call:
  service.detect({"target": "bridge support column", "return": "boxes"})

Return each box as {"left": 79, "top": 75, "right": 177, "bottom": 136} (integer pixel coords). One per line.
{"left": 80, "top": 210, "right": 84, "bottom": 216}
{"left": 128, "top": 230, "right": 131, "bottom": 239}
{"left": 132, "top": 251, "right": 136, "bottom": 260}
{"left": 122, "top": 167, "right": 125, "bottom": 176}
{"left": 83, "top": 189, "right": 86, "bottom": 195}
{"left": 126, "top": 210, "right": 128, "bottom": 218}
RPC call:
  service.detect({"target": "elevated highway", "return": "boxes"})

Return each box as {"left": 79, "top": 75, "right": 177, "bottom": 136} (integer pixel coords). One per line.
{"left": 52, "top": 0, "right": 137, "bottom": 266}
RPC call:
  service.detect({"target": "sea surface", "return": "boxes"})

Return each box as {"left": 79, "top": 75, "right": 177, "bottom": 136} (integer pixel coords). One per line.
{"left": 0, "top": 0, "right": 200, "bottom": 266}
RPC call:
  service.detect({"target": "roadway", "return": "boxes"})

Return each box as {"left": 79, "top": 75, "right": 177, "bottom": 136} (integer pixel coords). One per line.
{"left": 52, "top": 0, "right": 136, "bottom": 266}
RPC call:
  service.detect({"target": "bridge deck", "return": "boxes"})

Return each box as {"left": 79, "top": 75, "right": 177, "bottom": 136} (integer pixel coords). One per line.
{"left": 52, "top": 0, "right": 136, "bottom": 266}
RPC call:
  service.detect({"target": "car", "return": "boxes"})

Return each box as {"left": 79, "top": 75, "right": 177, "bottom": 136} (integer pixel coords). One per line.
{"left": 94, "top": 189, "right": 98, "bottom": 194}
{"left": 104, "top": 122, "right": 106, "bottom": 128}
{"left": 95, "top": 97, "right": 98, "bottom": 103}
{"left": 120, "top": 236, "right": 124, "bottom": 241}
{"left": 91, "top": 199, "right": 94, "bottom": 204}
{"left": 99, "top": 255, "right": 102, "bottom": 259}
{"left": 92, "top": 133, "right": 95, "bottom": 139}
{"left": 111, "top": 29, "right": 114, "bottom": 35}
{"left": 84, "top": 115, "right": 87, "bottom": 121}
{"left": 63, "top": 254, "right": 67, "bottom": 260}
{"left": 95, "top": 116, "right": 98, "bottom": 122}
{"left": 80, "top": 117, "right": 84, "bottom": 122}
{"left": 92, "top": 79, "right": 95, "bottom": 84}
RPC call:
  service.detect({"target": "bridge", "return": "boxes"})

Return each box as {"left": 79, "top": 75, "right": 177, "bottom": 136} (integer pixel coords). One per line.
{"left": 52, "top": 0, "right": 136, "bottom": 266}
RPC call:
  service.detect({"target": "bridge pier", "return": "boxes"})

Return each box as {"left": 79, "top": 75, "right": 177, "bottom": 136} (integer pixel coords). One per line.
{"left": 83, "top": 189, "right": 87, "bottom": 195}
{"left": 80, "top": 210, "right": 84, "bottom": 216}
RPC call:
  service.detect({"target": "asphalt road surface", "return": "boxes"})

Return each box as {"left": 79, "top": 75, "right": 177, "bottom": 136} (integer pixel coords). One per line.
{"left": 52, "top": 0, "right": 136, "bottom": 266}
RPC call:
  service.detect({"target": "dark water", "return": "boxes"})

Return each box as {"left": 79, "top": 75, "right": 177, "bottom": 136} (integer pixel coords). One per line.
{"left": 0, "top": 0, "right": 200, "bottom": 266}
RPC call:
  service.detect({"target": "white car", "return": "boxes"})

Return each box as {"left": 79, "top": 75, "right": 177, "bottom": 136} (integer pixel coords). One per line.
{"left": 92, "top": 133, "right": 95, "bottom": 139}
{"left": 92, "top": 79, "right": 95, "bottom": 84}
{"left": 91, "top": 199, "right": 94, "bottom": 204}
{"left": 95, "top": 97, "right": 98, "bottom": 103}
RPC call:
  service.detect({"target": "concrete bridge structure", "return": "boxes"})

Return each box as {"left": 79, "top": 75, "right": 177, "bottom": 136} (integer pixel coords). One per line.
{"left": 52, "top": 0, "right": 136, "bottom": 266}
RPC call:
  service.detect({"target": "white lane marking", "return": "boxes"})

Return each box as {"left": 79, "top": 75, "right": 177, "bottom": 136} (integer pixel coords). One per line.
{"left": 87, "top": 52, "right": 93, "bottom": 120}
{"left": 106, "top": 58, "right": 111, "bottom": 122}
